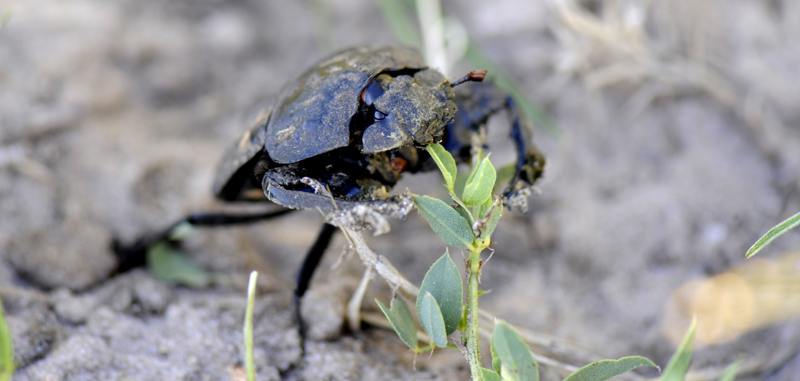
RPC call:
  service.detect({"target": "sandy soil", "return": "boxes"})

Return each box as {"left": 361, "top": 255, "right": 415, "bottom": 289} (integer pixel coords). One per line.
{"left": 2, "top": 0, "right": 800, "bottom": 379}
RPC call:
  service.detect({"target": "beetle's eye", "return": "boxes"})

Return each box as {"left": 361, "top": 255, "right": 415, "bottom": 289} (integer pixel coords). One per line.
{"left": 361, "top": 79, "right": 385, "bottom": 106}
{"left": 373, "top": 110, "right": 387, "bottom": 121}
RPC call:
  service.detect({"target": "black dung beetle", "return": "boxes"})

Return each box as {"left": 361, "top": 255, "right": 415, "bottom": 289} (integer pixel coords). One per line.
{"left": 114, "top": 45, "right": 545, "bottom": 347}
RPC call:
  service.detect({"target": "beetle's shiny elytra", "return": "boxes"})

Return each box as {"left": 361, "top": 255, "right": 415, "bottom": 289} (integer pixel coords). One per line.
{"left": 214, "top": 46, "right": 453, "bottom": 214}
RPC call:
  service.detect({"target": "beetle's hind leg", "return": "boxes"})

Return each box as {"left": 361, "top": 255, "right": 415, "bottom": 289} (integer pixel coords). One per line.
{"left": 293, "top": 223, "right": 337, "bottom": 355}
{"left": 112, "top": 208, "right": 294, "bottom": 272}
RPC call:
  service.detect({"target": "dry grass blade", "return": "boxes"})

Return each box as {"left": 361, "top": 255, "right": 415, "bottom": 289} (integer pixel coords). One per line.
{"left": 551, "top": 0, "right": 737, "bottom": 115}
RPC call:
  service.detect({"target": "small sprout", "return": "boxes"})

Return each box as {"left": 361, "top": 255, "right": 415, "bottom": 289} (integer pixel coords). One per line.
{"left": 244, "top": 272, "right": 257, "bottom": 381}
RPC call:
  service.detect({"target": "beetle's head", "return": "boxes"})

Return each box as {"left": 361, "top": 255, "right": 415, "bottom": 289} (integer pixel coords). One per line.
{"left": 358, "top": 69, "right": 456, "bottom": 154}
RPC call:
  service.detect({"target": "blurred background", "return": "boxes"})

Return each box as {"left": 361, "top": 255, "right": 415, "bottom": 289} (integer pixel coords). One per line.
{"left": 1, "top": 0, "right": 799, "bottom": 379}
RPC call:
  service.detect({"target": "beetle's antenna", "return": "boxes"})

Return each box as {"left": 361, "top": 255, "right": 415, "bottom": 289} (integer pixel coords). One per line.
{"left": 450, "top": 70, "right": 487, "bottom": 87}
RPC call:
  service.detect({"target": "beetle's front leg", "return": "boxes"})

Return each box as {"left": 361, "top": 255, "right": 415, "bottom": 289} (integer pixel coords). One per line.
{"left": 447, "top": 83, "right": 545, "bottom": 206}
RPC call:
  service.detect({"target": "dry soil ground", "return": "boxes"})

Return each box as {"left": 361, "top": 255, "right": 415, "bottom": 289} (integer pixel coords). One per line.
{"left": 2, "top": 0, "right": 800, "bottom": 380}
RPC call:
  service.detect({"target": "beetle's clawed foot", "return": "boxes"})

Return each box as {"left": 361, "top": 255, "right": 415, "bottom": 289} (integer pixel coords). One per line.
{"left": 520, "top": 149, "right": 546, "bottom": 186}
{"left": 502, "top": 187, "right": 533, "bottom": 213}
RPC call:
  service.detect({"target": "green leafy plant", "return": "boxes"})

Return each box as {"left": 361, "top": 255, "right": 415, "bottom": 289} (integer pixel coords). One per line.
{"left": 377, "top": 144, "right": 662, "bottom": 380}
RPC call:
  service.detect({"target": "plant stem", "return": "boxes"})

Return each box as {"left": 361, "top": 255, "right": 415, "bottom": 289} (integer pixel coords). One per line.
{"left": 466, "top": 246, "right": 483, "bottom": 380}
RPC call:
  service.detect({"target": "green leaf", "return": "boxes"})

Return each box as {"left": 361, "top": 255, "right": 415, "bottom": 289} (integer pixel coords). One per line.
{"left": 482, "top": 368, "right": 502, "bottom": 381}
{"left": 465, "top": 150, "right": 485, "bottom": 186}
{"left": 417, "top": 252, "right": 463, "bottom": 335}
{"left": 455, "top": 204, "right": 474, "bottom": 227}
{"left": 491, "top": 331, "right": 502, "bottom": 373}
{"left": 244, "top": 272, "right": 257, "bottom": 381}
{"left": 746, "top": 211, "right": 800, "bottom": 258}
{"left": 426, "top": 144, "right": 458, "bottom": 191}
{"left": 493, "top": 163, "right": 517, "bottom": 194}
{"left": 479, "top": 196, "right": 492, "bottom": 219}
{"left": 417, "top": 292, "right": 448, "bottom": 348}
{"left": 718, "top": 360, "right": 741, "bottom": 381}
{"left": 462, "top": 156, "right": 497, "bottom": 206}
{"left": 661, "top": 318, "right": 697, "bottom": 381}
{"left": 476, "top": 196, "right": 503, "bottom": 239}
{"left": 168, "top": 221, "right": 195, "bottom": 241}
{"left": 376, "top": 295, "right": 418, "bottom": 350}
{"left": 564, "top": 356, "right": 658, "bottom": 381}
{"left": 491, "top": 321, "right": 539, "bottom": 381}
{"left": 147, "top": 242, "right": 211, "bottom": 287}
{"left": 0, "top": 298, "right": 14, "bottom": 381}
{"left": 413, "top": 195, "right": 474, "bottom": 248}
{"left": 454, "top": 169, "right": 470, "bottom": 198}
